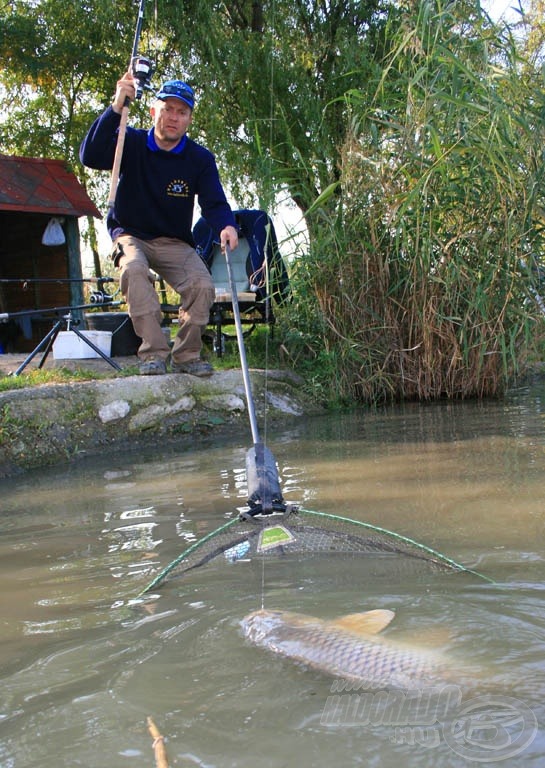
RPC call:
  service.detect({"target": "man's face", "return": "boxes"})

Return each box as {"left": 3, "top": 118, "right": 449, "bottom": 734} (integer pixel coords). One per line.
{"left": 150, "top": 97, "right": 192, "bottom": 150}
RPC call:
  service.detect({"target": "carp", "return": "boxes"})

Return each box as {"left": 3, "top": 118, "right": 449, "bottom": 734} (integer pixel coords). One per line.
{"left": 241, "top": 607, "right": 449, "bottom": 690}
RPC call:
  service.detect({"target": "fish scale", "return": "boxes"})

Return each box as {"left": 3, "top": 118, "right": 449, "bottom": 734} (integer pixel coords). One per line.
{"left": 242, "top": 609, "right": 444, "bottom": 689}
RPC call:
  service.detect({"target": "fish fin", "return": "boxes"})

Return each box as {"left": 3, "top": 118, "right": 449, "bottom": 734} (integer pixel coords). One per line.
{"left": 331, "top": 609, "right": 395, "bottom": 636}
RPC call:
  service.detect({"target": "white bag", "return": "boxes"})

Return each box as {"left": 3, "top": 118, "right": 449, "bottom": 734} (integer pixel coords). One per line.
{"left": 42, "top": 217, "right": 65, "bottom": 246}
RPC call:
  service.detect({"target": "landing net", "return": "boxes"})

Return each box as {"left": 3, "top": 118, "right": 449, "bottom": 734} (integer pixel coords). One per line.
{"left": 137, "top": 507, "right": 493, "bottom": 596}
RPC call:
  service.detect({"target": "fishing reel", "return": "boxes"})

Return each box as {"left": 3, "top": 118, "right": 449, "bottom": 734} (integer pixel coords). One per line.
{"left": 131, "top": 55, "right": 155, "bottom": 99}
{"left": 89, "top": 290, "right": 114, "bottom": 305}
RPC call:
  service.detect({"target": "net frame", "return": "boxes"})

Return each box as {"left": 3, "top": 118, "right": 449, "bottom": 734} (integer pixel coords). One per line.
{"left": 136, "top": 508, "right": 494, "bottom": 596}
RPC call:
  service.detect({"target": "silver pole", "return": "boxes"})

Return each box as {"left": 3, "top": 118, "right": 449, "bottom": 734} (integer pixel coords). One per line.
{"left": 223, "top": 244, "right": 260, "bottom": 445}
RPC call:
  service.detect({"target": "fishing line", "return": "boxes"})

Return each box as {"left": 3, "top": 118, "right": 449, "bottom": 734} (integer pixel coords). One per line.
{"left": 261, "top": 550, "right": 266, "bottom": 610}
{"left": 130, "top": 1, "right": 497, "bottom": 609}
{"left": 259, "top": 0, "right": 278, "bottom": 613}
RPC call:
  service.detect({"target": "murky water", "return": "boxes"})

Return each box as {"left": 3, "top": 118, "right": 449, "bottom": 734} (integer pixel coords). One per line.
{"left": 2, "top": 381, "right": 545, "bottom": 767}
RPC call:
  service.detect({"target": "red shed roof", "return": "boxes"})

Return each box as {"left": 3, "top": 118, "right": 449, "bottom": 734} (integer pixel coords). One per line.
{"left": 0, "top": 154, "right": 101, "bottom": 218}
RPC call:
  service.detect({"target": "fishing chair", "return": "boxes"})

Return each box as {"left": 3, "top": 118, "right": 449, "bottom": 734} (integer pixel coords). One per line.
{"left": 206, "top": 238, "right": 265, "bottom": 356}
{"left": 162, "top": 209, "right": 290, "bottom": 357}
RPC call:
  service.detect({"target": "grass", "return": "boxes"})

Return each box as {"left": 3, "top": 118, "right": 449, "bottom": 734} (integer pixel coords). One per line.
{"left": 203, "top": 324, "right": 285, "bottom": 369}
{"left": 0, "top": 366, "right": 113, "bottom": 392}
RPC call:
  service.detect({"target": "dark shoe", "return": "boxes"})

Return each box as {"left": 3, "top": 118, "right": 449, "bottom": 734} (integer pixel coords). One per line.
{"left": 171, "top": 358, "right": 214, "bottom": 377}
{"left": 138, "top": 359, "right": 167, "bottom": 376}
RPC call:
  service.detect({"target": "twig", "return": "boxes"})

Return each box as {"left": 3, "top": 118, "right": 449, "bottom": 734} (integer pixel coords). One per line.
{"left": 147, "top": 716, "right": 169, "bottom": 768}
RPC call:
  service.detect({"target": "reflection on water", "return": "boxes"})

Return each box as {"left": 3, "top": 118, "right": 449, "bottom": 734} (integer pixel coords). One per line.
{"left": 1, "top": 382, "right": 545, "bottom": 766}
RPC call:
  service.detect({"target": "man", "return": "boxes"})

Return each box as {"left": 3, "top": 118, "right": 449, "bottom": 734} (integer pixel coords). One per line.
{"left": 80, "top": 72, "right": 238, "bottom": 376}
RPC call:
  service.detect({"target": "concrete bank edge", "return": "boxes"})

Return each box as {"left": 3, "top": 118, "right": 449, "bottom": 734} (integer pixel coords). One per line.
{"left": 0, "top": 368, "right": 320, "bottom": 477}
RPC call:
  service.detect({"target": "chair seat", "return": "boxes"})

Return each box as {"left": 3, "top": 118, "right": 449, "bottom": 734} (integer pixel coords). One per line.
{"left": 214, "top": 291, "right": 257, "bottom": 303}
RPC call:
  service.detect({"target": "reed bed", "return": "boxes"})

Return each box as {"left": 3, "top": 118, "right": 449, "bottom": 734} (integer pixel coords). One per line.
{"left": 285, "top": 6, "right": 545, "bottom": 404}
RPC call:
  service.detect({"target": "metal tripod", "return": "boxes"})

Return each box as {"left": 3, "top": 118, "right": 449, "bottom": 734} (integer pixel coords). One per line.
{"left": 11, "top": 311, "right": 121, "bottom": 376}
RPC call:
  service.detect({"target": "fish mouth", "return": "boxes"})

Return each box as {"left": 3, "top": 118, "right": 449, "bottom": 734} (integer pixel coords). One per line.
{"left": 241, "top": 609, "right": 283, "bottom": 642}
{"left": 241, "top": 608, "right": 321, "bottom": 634}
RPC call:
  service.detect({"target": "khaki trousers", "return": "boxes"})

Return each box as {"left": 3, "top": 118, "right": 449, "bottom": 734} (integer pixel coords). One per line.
{"left": 114, "top": 235, "right": 215, "bottom": 363}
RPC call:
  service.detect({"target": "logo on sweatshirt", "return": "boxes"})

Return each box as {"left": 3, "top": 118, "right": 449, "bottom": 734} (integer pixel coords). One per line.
{"left": 167, "top": 179, "right": 190, "bottom": 197}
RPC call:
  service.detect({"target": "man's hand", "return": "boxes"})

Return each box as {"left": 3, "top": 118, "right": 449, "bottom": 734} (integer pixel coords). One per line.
{"left": 220, "top": 225, "right": 239, "bottom": 253}
{"left": 112, "top": 72, "right": 137, "bottom": 114}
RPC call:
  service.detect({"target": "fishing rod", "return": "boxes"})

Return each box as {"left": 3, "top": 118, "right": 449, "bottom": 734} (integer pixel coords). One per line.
{"left": 107, "top": 0, "right": 154, "bottom": 212}
{"left": 137, "top": 248, "right": 495, "bottom": 595}
{"left": 0, "top": 300, "right": 123, "bottom": 323}
{"left": 0, "top": 277, "right": 116, "bottom": 284}
{"left": 0, "top": 277, "right": 118, "bottom": 304}
{"left": 223, "top": 244, "right": 288, "bottom": 518}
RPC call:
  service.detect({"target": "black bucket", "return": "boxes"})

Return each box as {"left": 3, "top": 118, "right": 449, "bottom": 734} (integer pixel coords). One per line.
{"left": 85, "top": 312, "right": 141, "bottom": 356}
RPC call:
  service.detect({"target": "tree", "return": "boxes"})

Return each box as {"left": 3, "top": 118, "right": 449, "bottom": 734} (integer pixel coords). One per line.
{"left": 0, "top": 0, "right": 138, "bottom": 159}
{"left": 0, "top": 1, "right": 392, "bottom": 231}
{"left": 1, "top": 1, "right": 393, "bottom": 254}
{"left": 0, "top": 0, "right": 160, "bottom": 271}
{"left": 157, "top": 1, "right": 389, "bottom": 223}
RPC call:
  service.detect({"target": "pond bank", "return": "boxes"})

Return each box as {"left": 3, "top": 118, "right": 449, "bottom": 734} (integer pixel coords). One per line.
{"left": 0, "top": 355, "right": 318, "bottom": 477}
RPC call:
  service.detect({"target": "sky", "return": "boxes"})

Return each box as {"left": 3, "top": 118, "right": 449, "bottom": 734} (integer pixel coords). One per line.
{"left": 481, "top": 0, "right": 526, "bottom": 22}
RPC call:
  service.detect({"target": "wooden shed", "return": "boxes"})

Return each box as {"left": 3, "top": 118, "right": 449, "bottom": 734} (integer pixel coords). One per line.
{"left": 0, "top": 154, "right": 101, "bottom": 352}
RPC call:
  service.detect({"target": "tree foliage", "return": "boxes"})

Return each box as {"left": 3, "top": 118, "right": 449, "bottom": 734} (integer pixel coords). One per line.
{"left": 0, "top": 0, "right": 388, "bottom": 214}
{"left": 0, "top": 0, "right": 137, "bottom": 159}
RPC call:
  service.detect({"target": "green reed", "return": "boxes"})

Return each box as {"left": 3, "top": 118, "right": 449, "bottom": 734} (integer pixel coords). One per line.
{"left": 284, "top": 4, "right": 545, "bottom": 403}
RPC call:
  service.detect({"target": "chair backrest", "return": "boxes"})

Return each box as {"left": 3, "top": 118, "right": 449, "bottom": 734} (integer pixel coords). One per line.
{"left": 193, "top": 209, "right": 290, "bottom": 303}
{"left": 208, "top": 238, "right": 255, "bottom": 300}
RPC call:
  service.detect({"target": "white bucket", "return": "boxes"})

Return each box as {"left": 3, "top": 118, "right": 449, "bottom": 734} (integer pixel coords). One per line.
{"left": 52, "top": 330, "right": 112, "bottom": 360}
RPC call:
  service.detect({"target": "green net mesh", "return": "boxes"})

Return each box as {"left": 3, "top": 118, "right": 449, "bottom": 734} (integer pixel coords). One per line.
{"left": 138, "top": 508, "right": 493, "bottom": 595}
